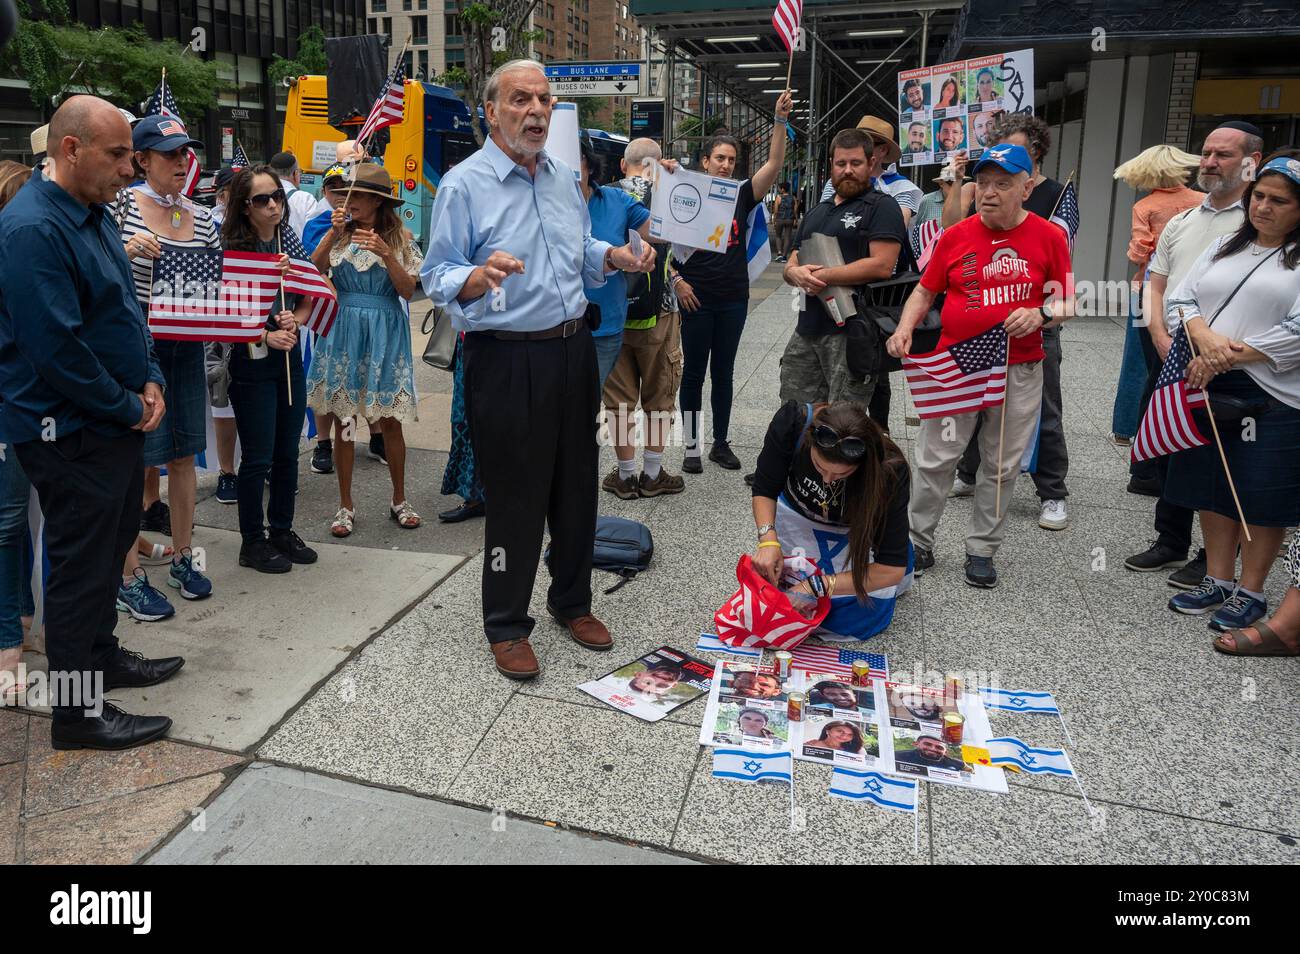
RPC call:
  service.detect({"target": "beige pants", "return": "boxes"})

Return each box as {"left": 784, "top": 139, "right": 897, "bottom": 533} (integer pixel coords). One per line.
{"left": 909, "top": 361, "right": 1044, "bottom": 558}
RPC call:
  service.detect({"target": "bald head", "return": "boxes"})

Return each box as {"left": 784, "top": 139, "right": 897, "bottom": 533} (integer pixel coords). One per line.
{"left": 47, "top": 95, "right": 135, "bottom": 205}
{"left": 622, "top": 137, "right": 661, "bottom": 178}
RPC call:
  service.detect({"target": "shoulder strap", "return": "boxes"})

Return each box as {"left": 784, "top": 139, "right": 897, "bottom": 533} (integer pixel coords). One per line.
{"left": 1205, "top": 247, "right": 1281, "bottom": 329}
{"left": 794, "top": 402, "right": 816, "bottom": 451}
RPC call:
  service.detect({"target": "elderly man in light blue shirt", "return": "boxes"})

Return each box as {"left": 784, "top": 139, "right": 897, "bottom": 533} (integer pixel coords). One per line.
{"left": 421, "top": 58, "right": 654, "bottom": 681}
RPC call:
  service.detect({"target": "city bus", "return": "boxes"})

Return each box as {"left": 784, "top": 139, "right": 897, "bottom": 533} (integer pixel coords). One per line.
{"left": 283, "top": 75, "right": 634, "bottom": 245}
{"left": 282, "top": 75, "right": 478, "bottom": 249}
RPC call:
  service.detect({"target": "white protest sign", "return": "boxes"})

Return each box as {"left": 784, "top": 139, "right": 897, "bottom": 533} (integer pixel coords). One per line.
{"left": 648, "top": 164, "right": 740, "bottom": 254}
{"left": 545, "top": 101, "right": 581, "bottom": 178}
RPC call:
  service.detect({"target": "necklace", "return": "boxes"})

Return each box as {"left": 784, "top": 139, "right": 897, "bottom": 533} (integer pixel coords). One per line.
{"left": 819, "top": 479, "right": 845, "bottom": 521}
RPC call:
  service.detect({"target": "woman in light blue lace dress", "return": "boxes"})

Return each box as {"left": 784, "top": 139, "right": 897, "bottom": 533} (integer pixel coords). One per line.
{"left": 307, "top": 164, "right": 422, "bottom": 537}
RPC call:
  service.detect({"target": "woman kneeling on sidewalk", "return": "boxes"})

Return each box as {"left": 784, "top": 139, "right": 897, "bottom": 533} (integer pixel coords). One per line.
{"left": 749, "top": 401, "right": 914, "bottom": 640}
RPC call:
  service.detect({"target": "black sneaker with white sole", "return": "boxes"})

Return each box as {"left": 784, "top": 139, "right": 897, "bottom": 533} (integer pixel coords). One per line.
{"left": 311, "top": 440, "right": 334, "bottom": 474}
{"left": 913, "top": 545, "right": 934, "bottom": 577}
{"left": 964, "top": 554, "right": 998, "bottom": 588}
{"left": 368, "top": 434, "right": 388, "bottom": 464}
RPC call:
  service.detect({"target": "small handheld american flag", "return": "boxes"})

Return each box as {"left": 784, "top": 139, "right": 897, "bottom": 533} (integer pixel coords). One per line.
{"left": 143, "top": 76, "right": 201, "bottom": 197}
{"left": 772, "top": 0, "right": 803, "bottom": 52}
{"left": 231, "top": 143, "right": 250, "bottom": 169}
{"left": 1050, "top": 180, "right": 1080, "bottom": 253}
{"left": 789, "top": 645, "right": 888, "bottom": 680}
{"left": 147, "top": 248, "right": 280, "bottom": 343}
{"left": 1131, "top": 325, "right": 1208, "bottom": 462}
{"left": 903, "top": 323, "right": 1009, "bottom": 419}
{"left": 279, "top": 223, "right": 339, "bottom": 337}
{"left": 356, "top": 59, "right": 407, "bottom": 148}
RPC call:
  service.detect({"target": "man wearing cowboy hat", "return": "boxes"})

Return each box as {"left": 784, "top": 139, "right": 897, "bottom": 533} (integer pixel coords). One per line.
{"left": 819, "top": 116, "right": 923, "bottom": 227}
{"left": 421, "top": 58, "right": 655, "bottom": 681}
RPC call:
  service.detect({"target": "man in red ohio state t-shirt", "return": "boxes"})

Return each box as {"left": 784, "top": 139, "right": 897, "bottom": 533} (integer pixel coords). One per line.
{"left": 886, "top": 143, "right": 1074, "bottom": 590}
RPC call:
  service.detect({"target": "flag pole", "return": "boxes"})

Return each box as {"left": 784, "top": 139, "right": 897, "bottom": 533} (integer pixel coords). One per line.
{"left": 277, "top": 228, "right": 293, "bottom": 406}
{"left": 1181, "top": 311, "right": 1251, "bottom": 542}
{"left": 1049, "top": 169, "right": 1076, "bottom": 222}
{"left": 783, "top": 42, "right": 795, "bottom": 94}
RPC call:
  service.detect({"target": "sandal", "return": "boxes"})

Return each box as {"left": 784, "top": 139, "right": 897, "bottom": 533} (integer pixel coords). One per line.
{"left": 390, "top": 501, "right": 421, "bottom": 529}
{"left": 1213, "top": 621, "right": 1300, "bottom": 657}
{"left": 1, "top": 647, "right": 25, "bottom": 705}
{"left": 331, "top": 507, "right": 355, "bottom": 538}
{"left": 137, "top": 539, "right": 175, "bottom": 565}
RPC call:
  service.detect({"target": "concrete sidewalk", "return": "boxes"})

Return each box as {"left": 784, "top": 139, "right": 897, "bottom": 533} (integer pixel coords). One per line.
{"left": 3, "top": 267, "right": 1297, "bottom": 864}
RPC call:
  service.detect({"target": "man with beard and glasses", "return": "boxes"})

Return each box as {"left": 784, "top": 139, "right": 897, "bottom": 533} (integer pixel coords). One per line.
{"left": 778, "top": 127, "right": 906, "bottom": 409}
{"left": 421, "top": 60, "right": 655, "bottom": 680}
{"left": 1123, "top": 120, "right": 1262, "bottom": 587}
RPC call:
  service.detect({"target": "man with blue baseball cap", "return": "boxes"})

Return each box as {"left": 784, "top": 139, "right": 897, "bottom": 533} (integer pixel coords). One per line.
{"left": 887, "top": 141, "right": 1075, "bottom": 588}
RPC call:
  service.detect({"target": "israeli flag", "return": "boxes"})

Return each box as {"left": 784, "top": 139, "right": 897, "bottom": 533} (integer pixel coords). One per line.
{"left": 695, "top": 633, "right": 761, "bottom": 658}
{"left": 746, "top": 201, "right": 771, "bottom": 284}
{"left": 979, "top": 687, "right": 1060, "bottom": 714}
{"left": 986, "top": 737, "right": 1075, "bottom": 777}
{"left": 829, "top": 768, "right": 918, "bottom": 812}
{"left": 712, "top": 748, "right": 792, "bottom": 785}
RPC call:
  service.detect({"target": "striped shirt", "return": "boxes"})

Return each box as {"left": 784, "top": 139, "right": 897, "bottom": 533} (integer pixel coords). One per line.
{"left": 116, "top": 188, "right": 222, "bottom": 308}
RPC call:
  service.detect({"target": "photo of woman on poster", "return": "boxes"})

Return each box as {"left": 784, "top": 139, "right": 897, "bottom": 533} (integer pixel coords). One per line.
{"left": 935, "top": 74, "right": 963, "bottom": 108}
{"left": 804, "top": 720, "right": 866, "bottom": 754}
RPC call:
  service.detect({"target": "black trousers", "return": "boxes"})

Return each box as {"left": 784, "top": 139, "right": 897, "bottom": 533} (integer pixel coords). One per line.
{"left": 1133, "top": 325, "right": 1194, "bottom": 554}
{"left": 464, "top": 324, "right": 600, "bottom": 644}
{"left": 229, "top": 365, "right": 306, "bottom": 545}
{"left": 869, "top": 373, "right": 891, "bottom": 432}
{"left": 957, "top": 327, "right": 1069, "bottom": 499}
{"left": 16, "top": 427, "right": 144, "bottom": 720}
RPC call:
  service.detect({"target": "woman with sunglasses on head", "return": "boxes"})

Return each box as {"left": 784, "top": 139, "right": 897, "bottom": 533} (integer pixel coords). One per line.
{"left": 307, "top": 164, "right": 423, "bottom": 537}
{"left": 114, "top": 115, "right": 218, "bottom": 620}
{"left": 220, "top": 165, "right": 324, "bottom": 572}
{"left": 750, "top": 400, "right": 914, "bottom": 641}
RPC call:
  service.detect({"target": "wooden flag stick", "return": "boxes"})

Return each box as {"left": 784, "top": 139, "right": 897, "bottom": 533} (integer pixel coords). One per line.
{"left": 277, "top": 229, "right": 293, "bottom": 406}
{"left": 784, "top": 44, "right": 795, "bottom": 93}
{"left": 1183, "top": 319, "right": 1251, "bottom": 542}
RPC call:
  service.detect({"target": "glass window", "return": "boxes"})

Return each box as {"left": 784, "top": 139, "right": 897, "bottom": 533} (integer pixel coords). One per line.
{"left": 216, "top": 53, "right": 238, "bottom": 107}
{"left": 373, "top": 0, "right": 386, "bottom": 10}
{"left": 419, "top": 0, "right": 427, "bottom": 8}
{"left": 411, "top": 15, "right": 427, "bottom": 42}
{"left": 238, "top": 54, "right": 263, "bottom": 108}
{"left": 402, "top": 0, "right": 412, "bottom": 10}
{"left": 273, "top": 0, "right": 285, "bottom": 37}
{"left": 445, "top": 14, "right": 459, "bottom": 38}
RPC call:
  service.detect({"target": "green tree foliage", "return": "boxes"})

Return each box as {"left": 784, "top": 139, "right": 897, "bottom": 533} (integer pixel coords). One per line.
{"left": 267, "top": 25, "right": 329, "bottom": 88}
{"left": 3, "top": 2, "right": 217, "bottom": 118}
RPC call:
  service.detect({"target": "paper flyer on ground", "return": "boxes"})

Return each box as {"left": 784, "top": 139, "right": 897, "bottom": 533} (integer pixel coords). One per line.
{"left": 791, "top": 671, "right": 883, "bottom": 769}
{"left": 879, "top": 682, "right": 1007, "bottom": 793}
{"left": 698, "top": 661, "right": 791, "bottom": 752}
{"left": 579, "top": 646, "right": 713, "bottom": 722}
{"left": 649, "top": 163, "right": 741, "bottom": 253}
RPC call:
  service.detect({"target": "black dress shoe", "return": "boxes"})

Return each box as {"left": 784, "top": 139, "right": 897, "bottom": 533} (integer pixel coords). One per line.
{"left": 103, "top": 648, "right": 186, "bottom": 690}
{"left": 51, "top": 703, "right": 172, "bottom": 751}
{"left": 709, "top": 441, "right": 742, "bottom": 470}
{"left": 682, "top": 455, "right": 703, "bottom": 474}
{"left": 270, "top": 529, "right": 318, "bottom": 564}
{"left": 240, "top": 538, "right": 292, "bottom": 574}
{"left": 438, "top": 499, "right": 485, "bottom": 523}
{"left": 744, "top": 472, "right": 755, "bottom": 487}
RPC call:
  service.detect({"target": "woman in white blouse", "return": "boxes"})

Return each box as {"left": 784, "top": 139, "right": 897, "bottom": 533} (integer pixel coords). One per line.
{"left": 1163, "top": 150, "right": 1300, "bottom": 653}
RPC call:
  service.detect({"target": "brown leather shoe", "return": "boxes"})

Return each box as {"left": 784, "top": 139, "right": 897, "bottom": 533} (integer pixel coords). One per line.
{"left": 546, "top": 603, "right": 613, "bottom": 651}
{"left": 490, "top": 638, "right": 540, "bottom": 679}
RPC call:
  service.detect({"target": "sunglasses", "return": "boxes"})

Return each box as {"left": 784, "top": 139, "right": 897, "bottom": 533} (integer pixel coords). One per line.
{"left": 246, "top": 189, "right": 286, "bottom": 207}
{"left": 812, "top": 423, "right": 867, "bottom": 461}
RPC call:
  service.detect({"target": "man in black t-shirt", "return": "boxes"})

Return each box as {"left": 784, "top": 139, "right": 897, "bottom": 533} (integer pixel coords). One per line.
{"left": 779, "top": 127, "right": 905, "bottom": 408}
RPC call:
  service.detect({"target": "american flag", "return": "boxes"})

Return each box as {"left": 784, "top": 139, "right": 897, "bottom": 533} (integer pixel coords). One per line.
{"left": 790, "top": 645, "right": 889, "bottom": 680}
{"left": 903, "top": 323, "right": 1008, "bottom": 419}
{"left": 147, "top": 248, "right": 280, "bottom": 343}
{"left": 1131, "top": 326, "right": 1207, "bottom": 462}
{"left": 356, "top": 59, "right": 407, "bottom": 147}
{"left": 279, "top": 223, "right": 339, "bottom": 337}
{"left": 772, "top": 0, "right": 803, "bottom": 52}
{"left": 910, "top": 217, "right": 943, "bottom": 271}
{"left": 231, "top": 143, "right": 250, "bottom": 169}
{"left": 1050, "top": 181, "right": 1080, "bottom": 253}
{"left": 143, "top": 77, "right": 201, "bottom": 197}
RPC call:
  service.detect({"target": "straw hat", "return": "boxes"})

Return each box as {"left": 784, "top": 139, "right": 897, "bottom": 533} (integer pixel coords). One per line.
{"left": 855, "top": 115, "right": 901, "bottom": 165}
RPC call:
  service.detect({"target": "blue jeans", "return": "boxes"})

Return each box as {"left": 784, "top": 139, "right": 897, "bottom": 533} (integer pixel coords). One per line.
{"left": 593, "top": 330, "right": 624, "bottom": 390}
{"left": 1111, "top": 287, "right": 1148, "bottom": 439}
{"left": 228, "top": 367, "right": 307, "bottom": 545}
{"left": 679, "top": 298, "right": 748, "bottom": 447}
{"left": 0, "top": 449, "right": 34, "bottom": 650}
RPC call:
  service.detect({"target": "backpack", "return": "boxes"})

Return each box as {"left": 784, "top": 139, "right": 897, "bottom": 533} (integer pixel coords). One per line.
{"left": 544, "top": 515, "right": 653, "bottom": 594}
{"left": 619, "top": 176, "right": 669, "bottom": 327}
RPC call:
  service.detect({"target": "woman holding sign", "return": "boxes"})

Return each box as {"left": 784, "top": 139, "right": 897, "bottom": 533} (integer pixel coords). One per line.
{"left": 669, "top": 90, "right": 793, "bottom": 476}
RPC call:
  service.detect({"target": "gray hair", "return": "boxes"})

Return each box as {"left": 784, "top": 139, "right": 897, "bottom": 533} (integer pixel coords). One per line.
{"left": 624, "top": 137, "right": 661, "bottom": 167}
{"left": 484, "top": 58, "right": 548, "bottom": 105}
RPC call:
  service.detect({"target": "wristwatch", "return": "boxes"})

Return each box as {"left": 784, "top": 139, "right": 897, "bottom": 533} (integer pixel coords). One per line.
{"left": 1039, "top": 304, "right": 1053, "bottom": 324}
{"left": 756, "top": 523, "right": 776, "bottom": 538}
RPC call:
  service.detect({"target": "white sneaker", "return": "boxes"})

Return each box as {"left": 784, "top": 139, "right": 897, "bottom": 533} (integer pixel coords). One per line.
{"left": 1039, "top": 498, "right": 1069, "bottom": 530}
{"left": 949, "top": 475, "right": 976, "bottom": 498}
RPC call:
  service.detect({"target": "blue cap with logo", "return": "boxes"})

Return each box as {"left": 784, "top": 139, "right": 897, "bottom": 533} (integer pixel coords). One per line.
{"left": 972, "top": 142, "right": 1033, "bottom": 176}
{"left": 132, "top": 114, "right": 203, "bottom": 153}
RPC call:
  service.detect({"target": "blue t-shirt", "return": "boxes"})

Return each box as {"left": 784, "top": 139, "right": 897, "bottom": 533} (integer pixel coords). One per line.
{"left": 302, "top": 208, "right": 333, "bottom": 254}
{"left": 583, "top": 184, "right": 650, "bottom": 337}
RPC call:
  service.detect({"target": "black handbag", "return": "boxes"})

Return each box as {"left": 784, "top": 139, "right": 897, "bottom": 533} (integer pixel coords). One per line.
{"left": 852, "top": 271, "right": 943, "bottom": 374}
{"left": 1196, "top": 248, "right": 1281, "bottom": 420}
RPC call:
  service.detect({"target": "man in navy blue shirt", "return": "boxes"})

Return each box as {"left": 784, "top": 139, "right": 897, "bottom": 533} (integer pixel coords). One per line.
{"left": 0, "top": 96, "right": 183, "bottom": 750}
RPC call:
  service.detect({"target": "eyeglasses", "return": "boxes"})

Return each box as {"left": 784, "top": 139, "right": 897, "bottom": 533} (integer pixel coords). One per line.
{"left": 246, "top": 189, "right": 286, "bottom": 207}
{"left": 812, "top": 423, "right": 867, "bottom": 460}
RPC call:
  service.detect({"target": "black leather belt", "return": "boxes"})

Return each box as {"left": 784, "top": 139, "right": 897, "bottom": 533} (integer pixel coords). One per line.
{"left": 475, "top": 318, "right": 584, "bottom": 341}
